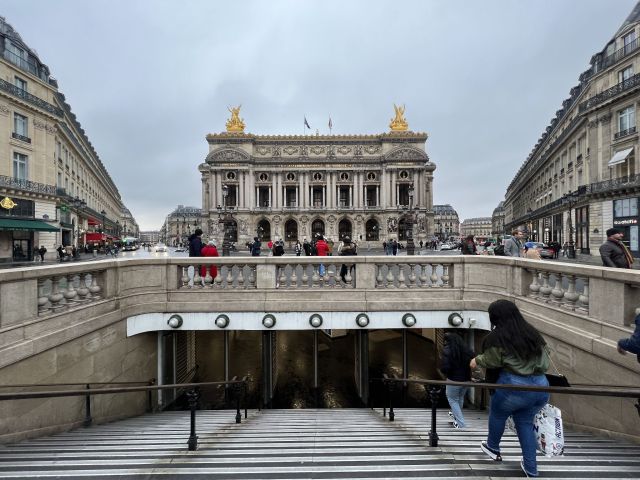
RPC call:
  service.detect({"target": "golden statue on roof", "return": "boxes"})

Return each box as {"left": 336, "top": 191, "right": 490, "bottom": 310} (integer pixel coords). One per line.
{"left": 389, "top": 104, "right": 409, "bottom": 131}
{"left": 225, "top": 105, "right": 245, "bottom": 133}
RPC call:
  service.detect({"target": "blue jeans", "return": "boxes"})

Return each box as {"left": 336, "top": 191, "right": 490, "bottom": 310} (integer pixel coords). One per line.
{"left": 487, "top": 372, "right": 549, "bottom": 476}
{"left": 446, "top": 384, "right": 469, "bottom": 427}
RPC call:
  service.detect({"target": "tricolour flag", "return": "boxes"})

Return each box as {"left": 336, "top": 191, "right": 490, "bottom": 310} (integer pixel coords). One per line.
{"left": 304, "top": 117, "right": 310, "bottom": 129}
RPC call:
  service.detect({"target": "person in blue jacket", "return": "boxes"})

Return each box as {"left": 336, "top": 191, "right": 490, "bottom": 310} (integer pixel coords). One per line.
{"left": 618, "top": 310, "right": 640, "bottom": 363}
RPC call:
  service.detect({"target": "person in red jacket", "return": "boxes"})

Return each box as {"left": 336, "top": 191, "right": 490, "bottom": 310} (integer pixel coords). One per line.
{"left": 315, "top": 235, "right": 329, "bottom": 276}
{"left": 200, "top": 240, "right": 219, "bottom": 279}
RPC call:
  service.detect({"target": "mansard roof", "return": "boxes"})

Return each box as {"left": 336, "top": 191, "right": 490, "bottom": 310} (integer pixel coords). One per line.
{"left": 433, "top": 204, "right": 458, "bottom": 215}
{"left": 169, "top": 205, "right": 202, "bottom": 217}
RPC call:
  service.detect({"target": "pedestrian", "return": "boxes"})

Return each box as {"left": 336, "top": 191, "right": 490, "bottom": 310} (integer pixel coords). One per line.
{"left": 200, "top": 240, "right": 219, "bottom": 279}
{"left": 471, "top": 299, "right": 550, "bottom": 478}
{"left": 391, "top": 239, "right": 398, "bottom": 256}
{"left": 315, "top": 235, "right": 329, "bottom": 276}
{"left": 273, "top": 237, "right": 285, "bottom": 256}
{"left": 504, "top": 229, "right": 525, "bottom": 257}
{"left": 188, "top": 228, "right": 203, "bottom": 257}
{"left": 461, "top": 235, "right": 477, "bottom": 255}
{"left": 251, "top": 236, "right": 261, "bottom": 256}
{"left": 339, "top": 236, "right": 357, "bottom": 283}
{"left": 71, "top": 245, "right": 77, "bottom": 259}
{"left": 383, "top": 240, "right": 388, "bottom": 255}
{"left": 267, "top": 239, "right": 274, "bottom": 255}
{"left": 524, "top": 241, "right": 541, "bottom": 260}
{"left": 440, "top": 332, "right": 475, "bottom": 429}
{"left": 294, "top": 240, "right": 302, "bottom": 256}
{"left": 419, "top": 240, "right": 424, "bottom": 250}
{"left": 38, "top": 245, "right": 47, "bottom": 262}
{"left": 56, "top": 245, "right": 65, "bottom": 262}
{"left": 617, "top": 308, "right": 640, "bottom": 363}
{"left": 599, "top": 227, "right": 634, "bottom": 268}
{"left": 303, "top": 237, "right": 311, "bottom": 256}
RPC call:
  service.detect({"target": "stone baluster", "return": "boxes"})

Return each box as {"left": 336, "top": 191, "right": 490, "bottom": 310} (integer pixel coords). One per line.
{"left": 538, "top": 271, "right": 552, "bottom": 302}
{"left": 63, "top": 274, "right": 78, "bottom": 305}
{"left": 419, "top": 264, "right": 428, "bottom": 287}
{"left": 237, "top": 264, "right": 246, "bottom": 289}
{"left": 385, "top": 265, "right": 394, "bottom": 288}
{"left": 301, "top": 265, "right": 309, "bottom": 287}
{"left": 247, "top": 266, "right": 256, "bottom": 288}
{"left": 37, "top": 279, "right": 50, "bottom": 314}
{"left": 77, "top": 273, "right": 91, "bottom": 302}
{"left": 225, "top": 265, "right": 234, "bottom": 288}
{"left": 563, "top": 274, "right": 579, "bottom": 310}
{"left": 407, "top": 264, "right": 417, "bottom": 288}
{"left": 290, "top": 264, "right": 298, "bottom": 289}
{"left": 193, "top": 265, "right": 203, "bottom": 288}
{"left": 181, "top": 267, "right": 189, "bottom": 288}
{"left": 441, "top": 265, "right": 450, "bottom": 287}
{"left": 398, "top": 265, "right": 407, "bottom": 288}
{"left": 48, "top": 276, "right": 65, "bottom": 311}
{"left": 430, "top": 264, "right": 438, "bottom": 287}
{"left": 278, "top": 265, "right": 286, "bottom": 288}
{"left": 344, "top": 263, "right": 353, "bottom": 288}
{"left": 528, "top": 269, "right": 541, "bottom": 298}
{"left": 376, "top": 265, "right": 383, "bottom": 288}
{"left": 550, "top": 273, "right": 564, "bottom": 305}
{"left": 214, "top": 265, "right": 223, "bottom": 289}
{"left": 577, "top": 277, "right": 589, "bottom": 314}
{"left": 326, "top": 265, "right": 334, "bottom": 287}
{"left": 204, "top": 267, "right": 213, "bottom": 288}
{"left": 88, "top": 272, "right": 102, "bottom": 300}
{"left": 312, "top": 265, "right": 320, "bottom": 287}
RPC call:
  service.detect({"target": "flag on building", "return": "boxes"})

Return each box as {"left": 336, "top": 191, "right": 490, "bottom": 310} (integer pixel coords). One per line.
{"left": 304, "top": 117, "right": 310, "bottom": 129}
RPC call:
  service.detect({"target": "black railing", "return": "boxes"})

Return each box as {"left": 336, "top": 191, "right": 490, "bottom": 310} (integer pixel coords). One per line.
{"left": 0, "top": 78, "right": 63, "bottom": 117}
{"left": 3, "top": 49, "right": 39, "bottom": 76}
{"left": 587, "top": 173, "right": 640, "bottom": 195}
{"left": 614, "top": 126, "right": 637, "bottom": 139}
{"left": 371, "top": 376, "right": 640, "bottom": 448}
{"left": 579, "top": 73, "right": 640, "bottom": 113}
{"left": 595, "top": 38, "right": 640, "bottom": 73}
{"left": 0, "top": 378, "right": 248, "bottom": 451}
{"left": 11, "top": 132, "right": 31, "bottom": 143}
{"left": 0, "top": 175, "right": 57, "bottom": 195}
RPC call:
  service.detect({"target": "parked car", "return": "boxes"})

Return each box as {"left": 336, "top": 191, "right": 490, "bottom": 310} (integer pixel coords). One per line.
{"left": 440, "top": 243, "right": 452, "bottom": 250}
{"left": 155, "top": 243, "right": 168, "bottom": 252}
{"left": 539, "top": 244, "right": 555, "bottom": 259}
{"left": 174, "top": 247, "right": 187, "bottom": 253}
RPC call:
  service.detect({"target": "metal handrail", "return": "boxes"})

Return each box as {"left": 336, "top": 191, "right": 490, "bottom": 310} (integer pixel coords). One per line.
{"left": 370, "top": 376, "right": 640, "bottom": 447}
{"left": 0, "top": 379, "right": 155, "bottom": 389}
{"left": 0, "top": 379, "right": 249, "bottom": 452}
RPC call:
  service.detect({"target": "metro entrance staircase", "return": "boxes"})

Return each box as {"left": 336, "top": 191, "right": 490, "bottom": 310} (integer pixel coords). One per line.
{"left": 0, "top": 409, "right": 639, "bottom": 479}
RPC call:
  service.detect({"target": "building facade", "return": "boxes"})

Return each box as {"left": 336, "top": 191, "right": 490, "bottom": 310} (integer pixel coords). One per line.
{"left": 162, "top": 205, "right": 202, "bottom": 247}
{"left": 0, "top": 16, "right": 131, "bottom": 261}
{"left": 460, "top": 217, "right": 492, "bottom": 241}
{"left": 504, "top": 3, "right": 640, "bottom": 255}
{"left": 120, "top": 206, "right": 139, "bottom": 239}
{"left": 139, "top": 231, "right": 160, "bottom": 244}
{"left": 198, "top": 107, "right": 436, "bottom": 247}
{"left": 432, "top": 204, "right": 460, "bottom": 240}
{"left": 491, "top": 201, "right": 506, "bottom": 239}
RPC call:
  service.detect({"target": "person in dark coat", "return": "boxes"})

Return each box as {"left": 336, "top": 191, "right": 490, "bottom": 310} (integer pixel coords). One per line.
{"left": 461, "top": 235, "right": 477, "bottom": 255}
{"left": 618, "top": 309, "right": 640, "bottom": 363}
{"left": 440, "top": 332, "right": 475, "bottom": 428}
{"left": 600, "top": 228, "right": 634, "bottom": 268}
{"left": 339, "top": 236, "right": 357, "bottom": 283}
{"left": 303, "top": 238, "right": 311, "bottom": 256}
{"left": 38, "top": 246, "right": 47, "bottom": 262}
{"left": 188, "top": 228, "right": 203, "bottom": 257}
{"left": 251, "top": 237, "right": 261, "bottom": 256}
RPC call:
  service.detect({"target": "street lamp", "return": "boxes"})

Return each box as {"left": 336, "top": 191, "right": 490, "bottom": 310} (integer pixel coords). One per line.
{"left": 405, "top": 186, "right": 416, "bottom": 255}
{"left": 218, "top": 184, "right": 235, "bottom": 256}
{"left": 533, "top": 229, "right": 537, "bottom": 242}
{"left": 562, "top": 191, "right": 579, "bottom": 259}
{"left": 116, "top": 220, "right": 120, "bottom": 239}
{"left": 100, "top": 209, "right": 106, "bottom": 234}
{"left": 72, "top": 197, "right": 86, "bottom": 249}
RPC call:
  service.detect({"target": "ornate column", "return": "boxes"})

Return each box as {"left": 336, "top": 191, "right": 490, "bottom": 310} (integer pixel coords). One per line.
{"left": 391, "top": 173, "right": 397, "bottom": 207}
{"left": 299, "top": 172, "right": 304, "bottom": 209}
{"left": 381, "top": 167, "right": 387, "bottom": 209}
{"left": 239, "top": 172, "right": 245, "bottom": 209}
{"left": 271, "top": 174, "right": 277, "bottom": 208}
{"left": 215, "top": 172, "right": 222, "bottom": 207}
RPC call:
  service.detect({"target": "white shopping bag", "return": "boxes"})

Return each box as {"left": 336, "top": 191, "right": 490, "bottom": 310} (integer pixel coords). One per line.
{"left": 533, "top": 403, "right": 565, "bottom": 456}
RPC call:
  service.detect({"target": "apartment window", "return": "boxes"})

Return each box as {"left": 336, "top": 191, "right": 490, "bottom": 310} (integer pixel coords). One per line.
{"left": 619, "top": 106, "right": 635, "bottom": 132}
{"left": 619, "top": 65, "right": 634, "bottom": 83}
{"left": 614, "top": 198, "right": 638, "bottom": 217}
{"left": 14, "top": 76, "right": 27, "bottom": 92}
{"left": 13, "top": 113, "right": 28, "bottom": 140}
{"left": 12, "top": 152, "right": 28, "bottom": 180}
{"left": 623, "top": 30, "right": 636, "bottom": 54}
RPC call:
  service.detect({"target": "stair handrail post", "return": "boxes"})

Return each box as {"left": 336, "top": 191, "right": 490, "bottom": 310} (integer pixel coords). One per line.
{"left": 386, "top": 374, "right": 396, "bottom": 422}
{"left": 242, "top": 376, "right": 248, "bottom": 419}
{"left": 147, "top": 378, "right": 156, "bottom": 413}
{"left": 187, "top": 388, "right": 199, "bottom": 451}
{"left": 234, "top": 378, "right": 243, "bottom": 424}
{"left": 428, "top": 384, "right": 440, "bottom": 447}
{"left": 83, "top": 383, "right": 92, "bottom": 427}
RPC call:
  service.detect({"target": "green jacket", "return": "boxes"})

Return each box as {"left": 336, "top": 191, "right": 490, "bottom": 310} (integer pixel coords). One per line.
{"left": 475, "top": 345, "right": 549, "bottom": 376}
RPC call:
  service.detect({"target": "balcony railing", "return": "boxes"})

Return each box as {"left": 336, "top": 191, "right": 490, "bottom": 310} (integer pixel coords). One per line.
{"left": 579, "top": 73, "right": 640, "bottom": 113}
{"left": 594, "top": 37, "right": 640, "bottom": 73}
{"left": 614, "top": 126, "right": 637, "bottom": 140}
{"left": 3, "top": 49, "right": 38, "bottom": 77}
{"left": 11, "top": 132, "right": 31, "bottom": 143}
{"left": 587, "top": 173, "right": 640, "bottom": 195}
{"left": 0, "top": 78, "right": 63, "bottom": 118}
{"left": 0, "top": 175, "right": 57, "bottom": 195}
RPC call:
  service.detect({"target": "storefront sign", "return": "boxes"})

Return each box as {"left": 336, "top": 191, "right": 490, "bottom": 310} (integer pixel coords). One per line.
{"left": 613, "top": 218, "right": 638, "bottom": 226}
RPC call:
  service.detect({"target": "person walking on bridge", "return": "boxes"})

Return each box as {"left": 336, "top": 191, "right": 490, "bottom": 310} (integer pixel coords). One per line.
{"left": 600, "top": 228, "right": 634, "bottom": 268}
{"left": 471, "top": 299, "right": 550, "bottom": 478}
{"left": 504, "top": 229, "right": 525, "bottom": 257}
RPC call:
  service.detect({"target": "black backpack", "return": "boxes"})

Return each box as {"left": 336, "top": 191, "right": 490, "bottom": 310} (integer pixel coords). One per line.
{"left": 493, "top": 244, "right": 506, "bottom": 256}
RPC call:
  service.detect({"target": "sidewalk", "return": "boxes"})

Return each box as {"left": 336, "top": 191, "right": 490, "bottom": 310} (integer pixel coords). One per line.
{"left": 0, "top": 252, "right": 111, "bottom": 270}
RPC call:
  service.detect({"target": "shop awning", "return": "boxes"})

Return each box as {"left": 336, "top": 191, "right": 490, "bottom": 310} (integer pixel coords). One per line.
{"left": 0, "top": 218, "right": 59, "bottom": 232}
{"left": 609, "top": 147, "right": 634, "bottom": 166}
{"left": 85, "top": 232, "right": 107, "bottom": 242}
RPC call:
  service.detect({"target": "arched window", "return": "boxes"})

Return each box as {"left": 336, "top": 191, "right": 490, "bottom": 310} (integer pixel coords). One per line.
{"left": 311, "top": 219, "right": 325, "bottom": 237}
{"left": 338, "top": 218, "right": 352, "bottom": 240}
{"left": 284, "top": 219, "right": 298, "bottom": 241}
{"left": 257, "top": 219, "right": 270, "bottom": 241}
{"left": 366, "top": 218, "right": 380, "bottom": 240}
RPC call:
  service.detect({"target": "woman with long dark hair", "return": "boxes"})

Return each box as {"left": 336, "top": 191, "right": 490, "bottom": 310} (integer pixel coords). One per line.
{"left": 471, "top": 299, "right": 549, "bottom": 477}
{"left": 440, "top": 332, "right": 475, "bottom": 428}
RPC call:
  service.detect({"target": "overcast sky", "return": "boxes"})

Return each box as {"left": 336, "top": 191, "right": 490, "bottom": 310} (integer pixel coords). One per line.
{"left": 2, "top": 0, "right": 638, "bottom": 230}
